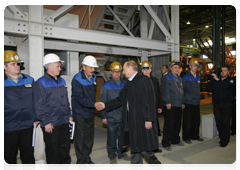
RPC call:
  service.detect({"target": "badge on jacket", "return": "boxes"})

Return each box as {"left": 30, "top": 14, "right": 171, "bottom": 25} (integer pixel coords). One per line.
{"left": 230, "top": 79, "right": 234, "bottom": 83}
{"left": 25, "top": 84, "right": 32, "bottom": 87}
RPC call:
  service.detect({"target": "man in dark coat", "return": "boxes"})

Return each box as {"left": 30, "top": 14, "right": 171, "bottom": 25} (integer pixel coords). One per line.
{"left": 97, "top": 60, "right": 161, "bottom": 164}
{"left": 141, "top": 60, "right": 164, "bottom": 153}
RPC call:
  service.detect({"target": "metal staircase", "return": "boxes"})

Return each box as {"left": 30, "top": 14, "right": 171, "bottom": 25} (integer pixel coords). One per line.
{"left": 92, "top": 5, "right": 137, "bottom": 35}
{"left": 91, "top": 5, "right": 137, "bottom": 81}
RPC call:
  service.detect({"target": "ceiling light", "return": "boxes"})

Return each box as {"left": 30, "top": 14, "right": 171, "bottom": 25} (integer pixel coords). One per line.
{"left": 186, "top": 21, "right": 190, "bottom": 24}
{"left": 225, "top": 37, "right": 236, "bottom": 43}
{"left": 231, "top": 51, "right": 236, "bottom": 55}
{"left": 205, "top": 25, "right": 209, "bottom": 28}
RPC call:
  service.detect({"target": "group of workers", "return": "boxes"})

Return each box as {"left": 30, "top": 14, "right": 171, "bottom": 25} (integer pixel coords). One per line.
{"left": 4, "top": 50, "right": 236, "bottom": 164}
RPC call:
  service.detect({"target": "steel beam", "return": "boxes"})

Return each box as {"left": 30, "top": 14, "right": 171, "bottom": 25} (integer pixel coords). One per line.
{"left": 6, "top": 5, "right": 28, "bottom": 20}
{"left": 105, "top": 5, "right": 134, "bottom": 37}
{"left": 163, "top": 5, "right": 172, "bottom": 33}
{"left": 144, "top": 5, "right": 171, "bottom": 41}
{"left": 148, "top": 5, "right": 158, "bottom": 39}
{"left": 5, "top": 18, "right": 173, "bottom": 52}
{"left": 44, "top": 5, "right": 75, "bottom": 24}
{"left": 44, "top": 40, "right": 169, "bottom": 57}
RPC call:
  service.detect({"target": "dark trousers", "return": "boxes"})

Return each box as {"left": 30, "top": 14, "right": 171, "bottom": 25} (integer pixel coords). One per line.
{"left": 131, "top": 151, "right": 161, "bottom": 164}
{"left": 42, "top": 123, "right": 71, "bottom": 164}
{"left": 74, "top": 116, "right": 94, "bottom": 164}
{"left": 107, "top": 122, "right": 125, "bottom": 158}
{"left": 231, "top": 99, "right": 236, "bottom": 134}
{"left": 182, "top": 104, "right": 200, "bottom": 140}
{"left": 213, "top": 103, "right": 232, "bottom": 145}
{"left": 162, "top": 107, "right": 182, "bottom": 147}
{"left": 4, "top": 127, "right": 35, "bottom": 164}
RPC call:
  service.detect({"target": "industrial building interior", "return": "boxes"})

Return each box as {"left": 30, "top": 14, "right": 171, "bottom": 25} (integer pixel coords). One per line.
{"left": 4, "top": 5, "right": 236, "bottom": 168}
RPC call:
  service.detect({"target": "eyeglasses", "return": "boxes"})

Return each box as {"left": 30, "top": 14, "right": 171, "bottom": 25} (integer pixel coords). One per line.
{"left": 142, "top": 67, "right": 150, "bottom": 70}
{"left": 111, "top": 71, "right": 121, "bottom": 73}
{"left": 17, "top": 61, "right": 24, "bottom": 66}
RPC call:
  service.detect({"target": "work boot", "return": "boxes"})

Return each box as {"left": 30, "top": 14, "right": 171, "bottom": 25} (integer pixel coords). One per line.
{"left": 184, "top": 139, "right": 192, "bottom": 144}
{"left": 164, "top": 146, "right": 172, "bottom": 151}
{"left": 118, "top": 154, "right": 131, "bottom": 161}
{"left": 110, "top": 156, "right": 117, "bottom": 164}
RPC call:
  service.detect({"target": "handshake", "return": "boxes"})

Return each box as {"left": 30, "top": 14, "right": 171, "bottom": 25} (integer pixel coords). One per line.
{"left": 94, "top": 102, "right": 105, "bottom": 111}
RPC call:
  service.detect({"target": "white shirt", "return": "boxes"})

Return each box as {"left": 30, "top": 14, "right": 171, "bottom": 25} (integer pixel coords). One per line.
{"left": 128, "top": 72, "right": 138, "bottom": 81}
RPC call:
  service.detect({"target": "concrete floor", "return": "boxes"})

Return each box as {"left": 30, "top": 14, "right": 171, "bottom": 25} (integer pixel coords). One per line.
{"left": 18, "top": 98, "right": 238, "bottom": 170}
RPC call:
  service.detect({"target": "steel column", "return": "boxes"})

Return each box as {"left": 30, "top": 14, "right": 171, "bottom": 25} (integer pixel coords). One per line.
{"left": 212, "top": 5, "right": 221, "bottom": 67}
{"left": 222, "top": 5, "right": 225, "bottom": 66}
{"left": 28, "top": 5, "right": 45, "bottom": 164}
{"left": 171, "top": 5, "right": 180, "bottom": 61}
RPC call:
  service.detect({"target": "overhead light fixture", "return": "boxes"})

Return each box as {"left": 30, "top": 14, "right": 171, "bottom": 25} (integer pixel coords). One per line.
{"left": 231, "top": 51, "right": 236, "bottom": 55}
{"left": 186, "top": 21, "right": 190, "bottom": 24}
{"left": 203, "top": 55, "right": 208, "bottom": 59}
{"left": 225, "top": 37, "right": 236, "bottom": 43}
{"left": 205, "top": 25, "right": 209, "bottom": 28}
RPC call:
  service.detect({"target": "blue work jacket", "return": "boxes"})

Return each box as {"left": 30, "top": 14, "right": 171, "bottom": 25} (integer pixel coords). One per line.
{"left": 100, "top": 78, "right": 126, "bottom": 122}
{"left": 161, "top": 72, "right": 184, "bottom": 107}
{"left": 182, "top": 71, "right": 201, "bottom": 105}
{"left": 71, "top": 71, "right": 97, "bottom": 118}
{"left": 33, "top": 73, "right": 71, "bottom": 127}
{"left": 4, "top": 72, "right": 36, "bottom": 132}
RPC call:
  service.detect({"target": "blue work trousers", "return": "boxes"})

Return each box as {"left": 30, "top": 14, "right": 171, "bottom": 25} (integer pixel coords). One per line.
{"left": 107, "top": 122, "right": 126, "bottom": 158}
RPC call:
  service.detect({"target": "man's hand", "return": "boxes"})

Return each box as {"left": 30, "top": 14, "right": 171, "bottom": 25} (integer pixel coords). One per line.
{"left": 145, "top": 121, "right": 152, "bottom": 129}
{"left": 45, "top": 123, "right": 54, "bottom": 133}
{"left": 166, "top": 104, "right": 171, "bottom": 110}
{"left": 95, "top": 102, "right": 105, "bottom": 111}
{"left": 102, "top": 119, "right": 107, "bottom": 124}
{"left": 211, "top": 73, "right": 219, "bottom": 81}
{"left": 182, "top": 104, "right": 185, "bottom": 109}
{"left": 158, "top": 108, "right": 162, "bottom": 113}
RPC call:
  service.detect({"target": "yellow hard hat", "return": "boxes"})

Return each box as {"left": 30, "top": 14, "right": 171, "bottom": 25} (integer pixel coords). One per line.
{"left": 4, "top": 50, "right": 22, "bottom": 63}
{"left": 170, "top": 60, "right": 180, "bottom": 67}
{"left": 141, "top": 61, "right": 152, "bottom": 68}
{"left": 189, "top": 58, "right": 199, "bottom": 66}
{"left": 110, "top": 61, "right": 122, "bottom": 71}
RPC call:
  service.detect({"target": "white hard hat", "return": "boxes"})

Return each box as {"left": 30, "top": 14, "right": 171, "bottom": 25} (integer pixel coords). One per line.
{"left": 82, "top": 55, "right": 99, "bottom": 68}
{"left": 43, "top": 53, "right": 64, "bottom": 66}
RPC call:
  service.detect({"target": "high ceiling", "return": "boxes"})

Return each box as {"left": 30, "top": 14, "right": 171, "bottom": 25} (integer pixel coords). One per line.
{"left": 178, "top": 5, "right": 236, "bottom": 46}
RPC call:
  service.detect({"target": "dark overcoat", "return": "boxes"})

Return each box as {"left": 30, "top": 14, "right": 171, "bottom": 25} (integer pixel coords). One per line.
{"left": 105, "top": 73, "right": 159, "bottom": 153}
{"left": 150, "top": 75, "right": 164, "bottom": 136}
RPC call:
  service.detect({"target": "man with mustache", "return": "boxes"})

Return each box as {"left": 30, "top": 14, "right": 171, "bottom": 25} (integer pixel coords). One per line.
{"left": 71, "top": 55, "right": 101, "bottom": 164}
